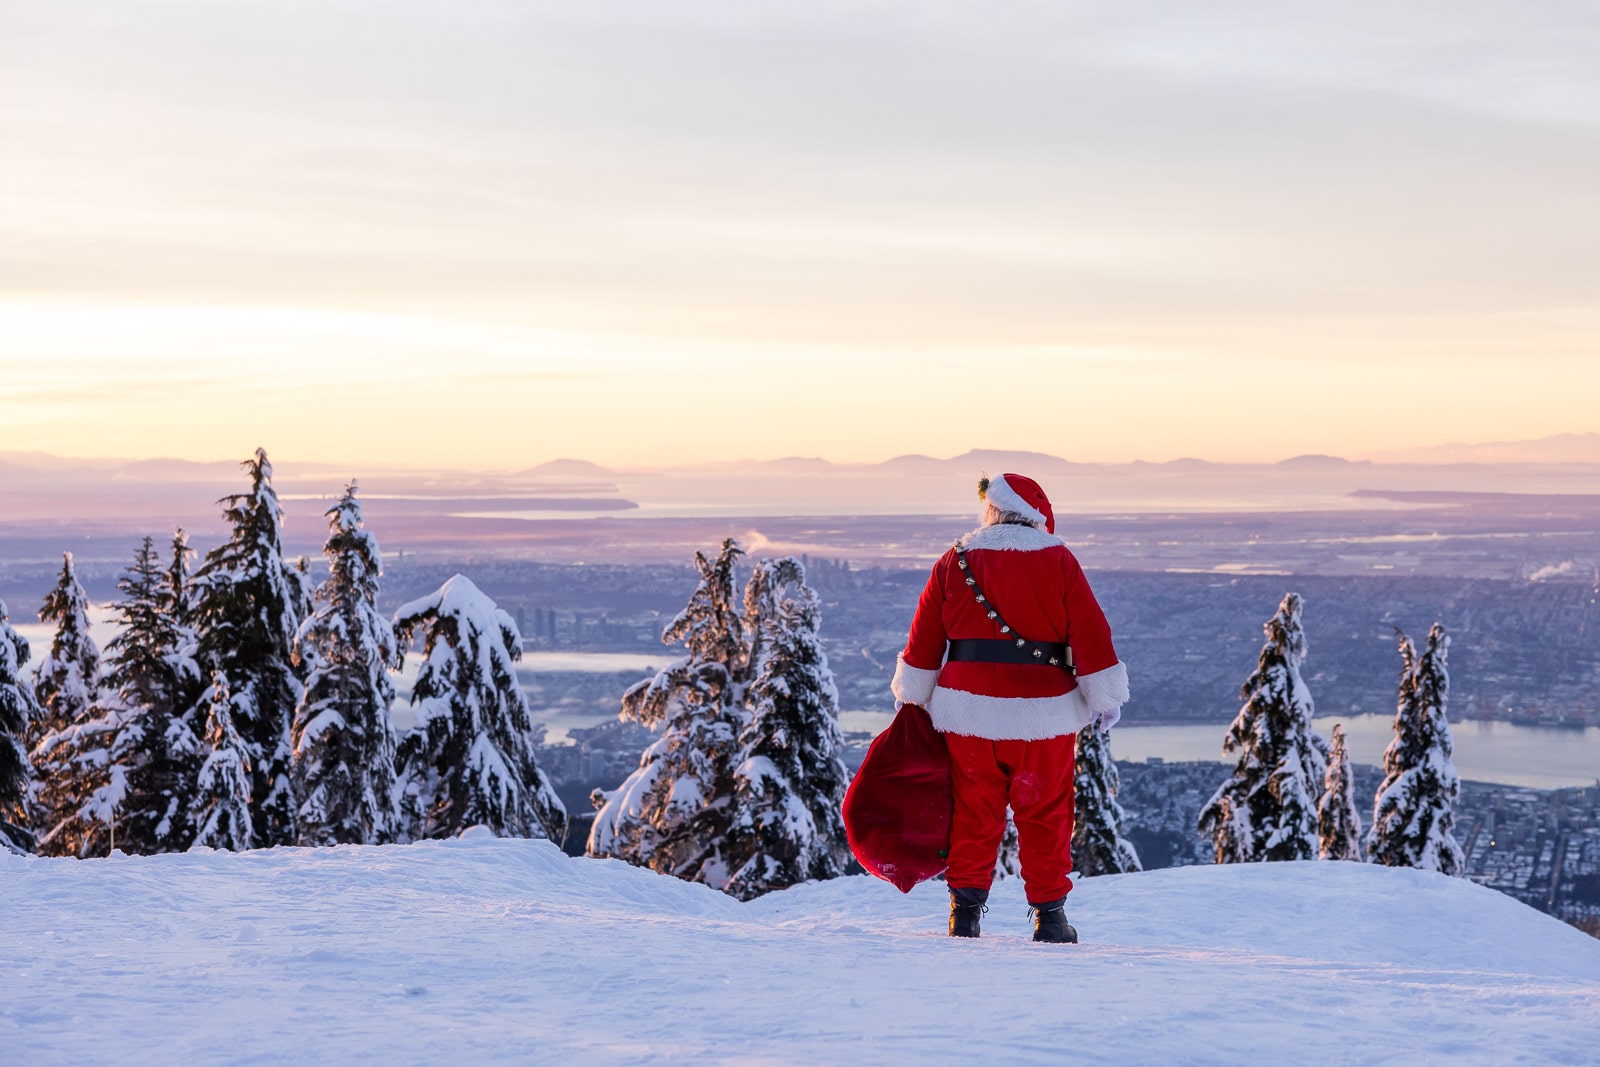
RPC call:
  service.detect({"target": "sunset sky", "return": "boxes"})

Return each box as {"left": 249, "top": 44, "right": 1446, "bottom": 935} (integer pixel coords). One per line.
{"left": 3, "top": 2, "right": 1598, "bottom": 468}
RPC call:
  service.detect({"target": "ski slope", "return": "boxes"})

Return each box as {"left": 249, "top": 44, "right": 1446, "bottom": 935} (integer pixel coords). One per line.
{"left": 5, "top": 835, "right": 1599, "bottom": 1064}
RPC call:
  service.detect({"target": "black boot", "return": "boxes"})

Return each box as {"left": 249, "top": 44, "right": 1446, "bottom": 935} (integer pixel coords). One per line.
{"left": 1030, "top": 898, "right": 1078, "bottom": 944}
{"left": 949, "top": 887, "right": 988, "bottom": 938}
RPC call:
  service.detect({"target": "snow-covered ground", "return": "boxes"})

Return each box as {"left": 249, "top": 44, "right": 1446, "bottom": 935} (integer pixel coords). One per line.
{"left": 5, "top": 839, "right": 1598, "bottom": 1065}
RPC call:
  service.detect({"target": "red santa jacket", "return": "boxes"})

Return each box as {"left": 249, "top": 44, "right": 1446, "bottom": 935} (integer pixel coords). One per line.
{"left": 891, "top": 521, "right": 1128, "bottom": 740}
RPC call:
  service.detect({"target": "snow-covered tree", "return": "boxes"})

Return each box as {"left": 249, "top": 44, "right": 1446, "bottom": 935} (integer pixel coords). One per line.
{"left": 1317, "top": 723, "right": 1363, "bottom": 861}
{"left": 288, "top": 555, "right": 316, "bottom": 642}
{"left": 190, "top": 671, "right": 255, "bottom": 852}
{"left": 1073, "top": 721, "right": 1142, "bottom": 876}
{"left": 291, "top": 484, "right": 400, "bottom": 846}
{"left": 192, "top": 449, "right": 304, "bottom": 847}
{"left": 721, "top": 557, "right": 850, "bottom": 900}
{"left": 162, "top": 528, "right": 196, "bottom": 631}
{"left": 31, "top": 552, "right": 100, "bottom": 740}
{"left": 1198, "top": 592, "right": 1330, "bottom": 864}
{"left": 588, "top": 539, "right": 747, "bottom": 885}
{"left": 1368, "top": 625, "right": 1464, "bottom": 874}
{"left": 93, "top": 536, "right": 207, "bottom": 854}
{"left": 393, "top": 575, "right": 565, "bottom": 843}
{"left": 30, "top": 553, "right": 120, "bottom": 857}
{"left": 104, "top": 537, "right": 203, "bottom": 726}
{"left": 0, "top": 599, "right": 40, "bottom": 854}
{"left": 994, "top": 812, "right": 1021, "bottom": 881}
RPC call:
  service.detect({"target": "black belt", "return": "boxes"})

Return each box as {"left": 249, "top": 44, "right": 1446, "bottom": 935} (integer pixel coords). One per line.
{"left": 947, "top": 638, "right": 1073, "bottom": 671}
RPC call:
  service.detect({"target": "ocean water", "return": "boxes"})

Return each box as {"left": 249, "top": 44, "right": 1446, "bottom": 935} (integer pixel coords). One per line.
{"left": 831, "top": 713, "right": 1600, "bottom": 790}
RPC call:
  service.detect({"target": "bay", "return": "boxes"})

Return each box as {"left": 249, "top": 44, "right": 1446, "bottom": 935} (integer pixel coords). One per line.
{"left": 835, "top": 710, "right": 1600, "bottom": 790}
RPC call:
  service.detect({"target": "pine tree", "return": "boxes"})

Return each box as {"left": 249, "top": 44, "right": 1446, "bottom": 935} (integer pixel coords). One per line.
{"left": 190, "top": 671, "right": 255, "bottom": 852}
{"left": 1368, "top": 625, "right": 1464, "bottom": 874}
{"left": 163, "top": 528, "right": 196, "bottom": 633}
{"left": 30, "top": 553, "right": 120, "bottom": 857}
{"left": 291, "top": 484, "right": 400, "bottom": 846}
{"left": 1073, "top": 721, "right": 1142, "bottom": 876}
{"left": 721, "top": 557, "right": 850, "bottom": 900}
{"left": 98, "top": 535, "right": 206, "bottom": 854}
{"left": 1198, "top": 592, "right": 1330, "bottom": 863}
{"left": 393, "top": 575, "right": 565, "bottom": 842}
{"left": 192, "top": 449, "right": 304, "bottom": 847}
{"left": 0, "top": 599, "right": 41, "bottom": 854}
{"left": 588, "top": 539, "right": 748, "bottom": 885}
{"left": 31, "top": 552, "right": 100, "bottom": 739}
{"left": 288, "top": 555, "right": 316, "bottom": 639}
{"left": 104, "top": 538, "right": 194, "bottom": 724}
{"left": 994, "top": 812, "right": 1021, "bottom": 881}
{"left": 1317, "top": 723, "right": 1363, "bottom": 861}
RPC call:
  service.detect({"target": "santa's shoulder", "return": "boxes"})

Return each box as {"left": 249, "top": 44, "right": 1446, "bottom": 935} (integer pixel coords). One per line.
{"left": 955, "top": 524, "right": 1068, "bottom": 554}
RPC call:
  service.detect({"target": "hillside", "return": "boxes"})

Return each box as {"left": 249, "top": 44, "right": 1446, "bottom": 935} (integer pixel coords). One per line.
{"left": 5, "top": 838, "right": 1599, "bottom": 1064}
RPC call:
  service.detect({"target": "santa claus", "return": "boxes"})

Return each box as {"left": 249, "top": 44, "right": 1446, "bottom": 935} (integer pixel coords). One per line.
{"left": 892, "top": 473, "right": 1128, "bottom": 942}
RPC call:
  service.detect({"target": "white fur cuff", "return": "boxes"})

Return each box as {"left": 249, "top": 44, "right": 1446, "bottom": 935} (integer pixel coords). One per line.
{"left": 891, "top": 653, "right": 941, "bottom": 707}
{"left": 1073, "top": 662, "right": 1130, "bottom": 716}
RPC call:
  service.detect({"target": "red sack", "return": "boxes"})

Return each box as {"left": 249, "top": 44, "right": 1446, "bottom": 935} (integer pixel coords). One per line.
{"left": 842, "top": 703, "right": 953, "bottom": 893}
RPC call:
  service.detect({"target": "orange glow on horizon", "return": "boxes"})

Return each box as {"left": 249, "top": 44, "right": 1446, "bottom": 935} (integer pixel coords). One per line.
{"left": 3, "top": 4, "right": 1597, "bottom": 467}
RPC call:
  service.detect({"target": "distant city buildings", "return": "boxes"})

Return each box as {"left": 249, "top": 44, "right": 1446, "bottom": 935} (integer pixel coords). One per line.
{"left": 1115, "top": 759, "right": 1600, "bottom": 929}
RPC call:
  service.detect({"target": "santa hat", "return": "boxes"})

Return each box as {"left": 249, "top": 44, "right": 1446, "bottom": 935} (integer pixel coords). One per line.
{"left": 978, "top": 473, "right": 1054, "bottom": 534}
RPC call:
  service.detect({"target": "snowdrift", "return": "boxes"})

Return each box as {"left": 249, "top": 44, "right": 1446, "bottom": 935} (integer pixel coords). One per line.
{"left": 5, "top": 837, "right": 1598, "bottom": 1064}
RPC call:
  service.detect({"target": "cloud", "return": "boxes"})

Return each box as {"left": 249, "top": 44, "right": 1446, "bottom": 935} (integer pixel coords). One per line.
{"left": 1528, "top": 561, "right": 1588, "bottom": 582}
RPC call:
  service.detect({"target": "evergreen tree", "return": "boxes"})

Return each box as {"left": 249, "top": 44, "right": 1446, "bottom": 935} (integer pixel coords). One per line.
{"left": 393, "top": 575, "right": 565, "bottom": 842}
{"left": 588, "top": 539, "right": 747, "bottom": 886}
{"left": 1073, "top": 721, "right": 1143, "bottom": 876}
{"left": 721, "top": 557, "right": 850, "bottom": 900}
{"left": 104, "top": 538, "right": 194, "bottom": 722}
{"left": 30, "top": 553, "right": 120, "bottom": 857}
{"left": 1198, "top": 592, "right": 1329, "bottom": 863}
{"left": 99, "top": 535, "right": 206, "bottom": 854}
{"left": 192, "top": 449, "right": 304, "bottom": 847}
{"left": 994, "top": 811, "right": 1021, "bottom": 881}
{"left": 163, "top": 528, "right": 196, "bottom": 632}
{"left": 291, "top": 484, "right": 400, "bottom": 846}
{"left": 0, "top": 599, "right": 41, "bottom": 854}
{"left": 1368, "top": 625, "right": 1464, "bottom": 874}
{"left": 31, "top": 552, "right": 100, "bottom": 739}
{"left": 1317, "top": 723, "right": 1363, "bottom": 861}
{"left": 190, "top": 671, "right": 255, "bottom": 852}
{"left": 288, "top": 555, "right": 316, "bottom": 642}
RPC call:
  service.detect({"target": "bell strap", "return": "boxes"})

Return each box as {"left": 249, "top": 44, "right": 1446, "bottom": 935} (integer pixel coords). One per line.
{"left": 952, "top": 542, "right": 1075, "bottom": 674}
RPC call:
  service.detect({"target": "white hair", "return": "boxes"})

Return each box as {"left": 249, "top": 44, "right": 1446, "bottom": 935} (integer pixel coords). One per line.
{"left": 982, "top": 501, "right": 1042, "bottom": 529}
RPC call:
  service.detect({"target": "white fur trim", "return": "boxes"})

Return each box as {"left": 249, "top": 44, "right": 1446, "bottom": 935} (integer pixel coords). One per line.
{"left": 982, "top": 475, "right": 1047, "bottom": 528}
{"left": 927, "top": 687, "right": 1092, "bottom": 741}
{"left": 926, "top": 662, "right": 1129, "bottom": 741}
{"left": 890, "top": 653, "right": 940, "bottom": 706}
{"left": 957, "top": 523, "right": 1064, "bottom": 553}
{"left": 1073, "top": 662, "right": 1130, "bottom": 716}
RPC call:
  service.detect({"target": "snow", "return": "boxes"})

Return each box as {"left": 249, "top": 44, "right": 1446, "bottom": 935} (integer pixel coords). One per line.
{"left": 5, "top": 841, "right": 1598, "bottom": 1063}
{"left": 392, "top": 573, "right": 508, "bottom": 636}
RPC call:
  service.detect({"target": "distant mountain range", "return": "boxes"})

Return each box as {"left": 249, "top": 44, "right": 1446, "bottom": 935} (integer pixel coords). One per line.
{"left": 7, "top": 433, "right": 1600, "bottom": 482}
{"left": 1361, "top": 432, "right": 1600, "bottom": 465}
{"left": 4, "top": 434, "right": 1600, "bottom": 529}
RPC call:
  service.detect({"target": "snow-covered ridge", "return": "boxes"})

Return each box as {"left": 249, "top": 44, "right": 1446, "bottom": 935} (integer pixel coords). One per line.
{"left": 6, "top": 839, "right": 1598, "bottom": 1064}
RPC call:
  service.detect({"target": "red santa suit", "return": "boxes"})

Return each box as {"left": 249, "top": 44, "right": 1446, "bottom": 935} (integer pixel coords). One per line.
{"left": 891, "top": 473, "right": 1128, "bottom": 905}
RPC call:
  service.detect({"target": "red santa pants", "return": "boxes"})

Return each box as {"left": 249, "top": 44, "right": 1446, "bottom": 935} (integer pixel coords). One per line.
{"left": 944, "top": 732, "right": 1076, "bottom": 904}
